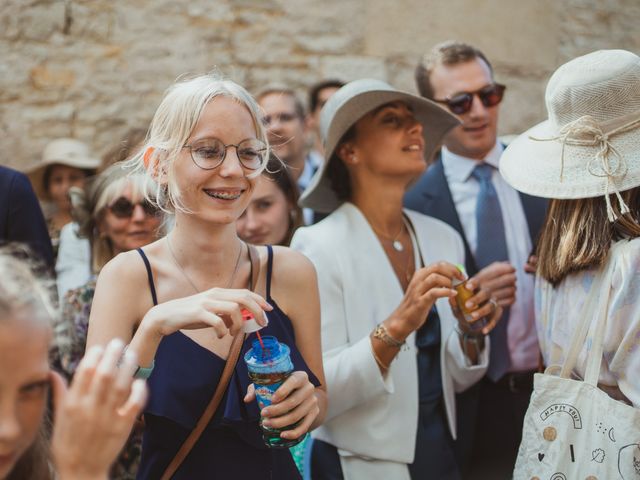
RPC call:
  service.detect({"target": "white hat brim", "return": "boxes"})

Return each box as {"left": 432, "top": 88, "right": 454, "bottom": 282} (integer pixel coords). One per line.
{"left": 301, "top": 88, "right": 459, "bottom": 213}
{"left": 26, "top": 156, "right": 100, "bottom": 200}
{"left": 500, "top": 119, "right": 640, "bottom": 199}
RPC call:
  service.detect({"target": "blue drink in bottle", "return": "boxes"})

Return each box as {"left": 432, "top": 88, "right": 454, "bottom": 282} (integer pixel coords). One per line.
{"left": 244, "top": 335, "right": 303, "bottom": 448}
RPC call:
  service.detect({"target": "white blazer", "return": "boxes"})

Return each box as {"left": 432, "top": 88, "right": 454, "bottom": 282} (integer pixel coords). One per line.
{"left": 291, "top": 203, "right": 489, "bottom": 478}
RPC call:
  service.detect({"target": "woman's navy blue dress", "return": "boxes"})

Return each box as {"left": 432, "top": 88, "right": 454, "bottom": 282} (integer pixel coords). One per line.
{"left": 135, "top": 245, "right": 319, "bottom": 479}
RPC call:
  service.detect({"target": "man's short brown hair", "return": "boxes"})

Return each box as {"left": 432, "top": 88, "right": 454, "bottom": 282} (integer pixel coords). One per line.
{"left": 415, "top": 41, "right": 494, "bottom": 100}
{"left": 255, "top": 85, "right": 306, "bottom": 119}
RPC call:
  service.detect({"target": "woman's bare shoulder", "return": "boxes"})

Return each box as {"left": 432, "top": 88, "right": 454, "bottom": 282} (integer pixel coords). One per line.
{"left": 266, "top": 245, "right": 318, "bottom": 307}
{"left": 268, "top": 245, "right": 316, "bottom": 279}
{"left": 99, "top": 240, "right": 166, "bottom": 283}
{"left": 96, "top": 242, "right": 171, "bottom": 308}
{"left": 99, "top": 250, "right": 147, "bottom": 283}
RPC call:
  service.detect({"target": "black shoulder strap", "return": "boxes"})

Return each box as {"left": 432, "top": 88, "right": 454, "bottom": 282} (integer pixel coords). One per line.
{"left": 136, "top": 248, "right": 158, "bottom": 306}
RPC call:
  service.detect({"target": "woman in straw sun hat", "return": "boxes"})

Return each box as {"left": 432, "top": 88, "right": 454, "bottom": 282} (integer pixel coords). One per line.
{"left": 27, "top": 138, "right": 101, "bottom": 259}
{"left": 291, "top": 79, "right": 503, "bottom": 479}
{"left": 500, "top": 49, "right": 640, "bottom": 407}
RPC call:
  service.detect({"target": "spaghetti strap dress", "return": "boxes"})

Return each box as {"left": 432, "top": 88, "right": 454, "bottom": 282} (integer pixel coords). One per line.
{"left": 135, "top": 245, "right": 320, "bottom": 479}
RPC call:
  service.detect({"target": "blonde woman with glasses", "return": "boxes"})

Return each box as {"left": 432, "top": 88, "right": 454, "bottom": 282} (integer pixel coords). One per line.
{"left": 86, "top": 74, "right": 326, "bottom": 479}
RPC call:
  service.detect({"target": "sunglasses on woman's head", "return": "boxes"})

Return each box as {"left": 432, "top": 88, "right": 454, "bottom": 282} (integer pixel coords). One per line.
{"left": 108, "top": 197, "right": 160, "bottom": 218}
{"left": 434, "top": 83, "right": 506, "bottom": 115}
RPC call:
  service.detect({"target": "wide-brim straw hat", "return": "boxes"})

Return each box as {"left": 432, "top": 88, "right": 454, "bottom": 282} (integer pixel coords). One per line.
{"left": 300, "top": 79, "right": 460, "bottom": 213}
{"left": 27, "top": 138, "right": 101, "bottom": 199}
{"left": 500, "top": 49, "right": 640, "bottom": 220}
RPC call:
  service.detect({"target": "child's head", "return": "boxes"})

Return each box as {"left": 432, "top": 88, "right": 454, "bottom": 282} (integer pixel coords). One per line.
{"left": 0, "top": 249, "right": 55, "bottom": 480}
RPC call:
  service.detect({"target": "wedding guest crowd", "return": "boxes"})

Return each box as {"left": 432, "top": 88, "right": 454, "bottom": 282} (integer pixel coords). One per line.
{"left": 1, "top": 39, "right": 638, "bottom": 480}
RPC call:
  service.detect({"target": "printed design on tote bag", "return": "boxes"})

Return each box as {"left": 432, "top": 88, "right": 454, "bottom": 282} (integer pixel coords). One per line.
{"left": 596, "top": 421, "right": 617, "bottom": 442}
{"left": 534, "top": 403, "right": 596, "bottom": 472}
{"left": 540, "top": 403, "right": 583, "bottom": 429}
{"left": 617, "top": 443, "right": 640, "bottom": 479}
{"left": 591, "top": 448, "right": 605, "bottom": 463}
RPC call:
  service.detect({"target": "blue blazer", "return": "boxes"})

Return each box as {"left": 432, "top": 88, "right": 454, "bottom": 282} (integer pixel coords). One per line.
{"left": 404, "top": 155, "right": 548, "bottom": 276}
{"left": 0, "top": 166, "right": 54, "bottom": 269}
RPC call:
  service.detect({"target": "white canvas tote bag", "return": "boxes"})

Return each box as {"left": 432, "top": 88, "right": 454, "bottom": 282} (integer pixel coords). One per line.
{"left": 514, "top": 242, "right": 640, "bottom": 480}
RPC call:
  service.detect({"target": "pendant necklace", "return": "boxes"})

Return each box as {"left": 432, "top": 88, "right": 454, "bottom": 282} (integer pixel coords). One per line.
{"left": 369, "top": 217, "right": 406, "bottom": 252}
{"left": 166, "top": 234, "right": 244, "bottom": 293}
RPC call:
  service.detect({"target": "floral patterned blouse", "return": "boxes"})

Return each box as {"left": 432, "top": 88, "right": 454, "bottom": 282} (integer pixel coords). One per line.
{"left": 51, "top": 279, "right": 143, "bottom": 480}
{"left": 45, "top": 215, "right": 61, "bottom": 261}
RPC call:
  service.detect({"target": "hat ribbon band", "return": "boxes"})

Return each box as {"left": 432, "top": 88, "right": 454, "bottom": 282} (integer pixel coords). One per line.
{"left": 530, "top": 113, "right": 640, "bottom": 222}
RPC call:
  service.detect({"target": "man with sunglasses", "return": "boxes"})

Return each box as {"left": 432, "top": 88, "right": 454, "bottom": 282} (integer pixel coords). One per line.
{"left": 405, "top": 41, "right": 547, "bottom": 478}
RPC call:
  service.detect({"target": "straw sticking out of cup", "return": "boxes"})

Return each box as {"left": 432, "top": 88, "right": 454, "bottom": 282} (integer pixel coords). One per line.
{"left": 242, "top": 309, "right": 267, "bottom": 350}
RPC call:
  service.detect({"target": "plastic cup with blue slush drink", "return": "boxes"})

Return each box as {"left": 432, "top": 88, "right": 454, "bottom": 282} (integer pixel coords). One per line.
{"left": 244, "top": 322, "right": 303, "bottom": 448}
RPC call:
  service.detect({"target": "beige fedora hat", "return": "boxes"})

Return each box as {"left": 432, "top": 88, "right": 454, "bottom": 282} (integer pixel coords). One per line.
{"left": 27, "top": 138, "right": 101, "bottom": 199}
{"left": 500, "top": 49, "right": 640, "bottom": 221}
{"left": 300, "top": 78, "right": 460, "bottom": 213}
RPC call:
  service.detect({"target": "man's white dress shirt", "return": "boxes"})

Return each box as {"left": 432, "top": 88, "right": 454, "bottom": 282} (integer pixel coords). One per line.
{"left": 442, "top": 143, "right": 539, "bottom": 372}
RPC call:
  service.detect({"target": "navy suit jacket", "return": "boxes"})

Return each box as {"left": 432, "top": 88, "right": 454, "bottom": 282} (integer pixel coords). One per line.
{"left": 404, "top": 155, "right": 548, "bottom": 276}
{"left": 0, "top": 166, "right": 54, "bottom": 269}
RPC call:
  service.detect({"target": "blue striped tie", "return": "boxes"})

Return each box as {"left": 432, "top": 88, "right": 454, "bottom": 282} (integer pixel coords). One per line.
{"left": 471, "top": 163, "right": 511, "bottom": 381}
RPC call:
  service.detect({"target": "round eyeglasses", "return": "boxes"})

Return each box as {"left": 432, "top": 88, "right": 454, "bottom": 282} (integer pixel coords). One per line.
{"left": 183, "top": 138, "right": 268, "bottom": 170}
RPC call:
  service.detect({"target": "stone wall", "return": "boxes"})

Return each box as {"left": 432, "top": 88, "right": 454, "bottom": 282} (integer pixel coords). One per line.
{"left": 1, "top": 0, "right": 638, "bottom": 170}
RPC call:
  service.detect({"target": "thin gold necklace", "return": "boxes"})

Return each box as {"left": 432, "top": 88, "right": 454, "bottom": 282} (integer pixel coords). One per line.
{"left": 166, "top": 235, "right": 244, "bottom": 293}
{"left": 368, "top": 216, "right": 406, "bottom": 252}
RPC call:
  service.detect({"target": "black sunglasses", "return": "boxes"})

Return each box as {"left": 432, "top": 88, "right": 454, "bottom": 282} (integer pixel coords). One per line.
{"left": 108, "top": 197, "right": 160, "bottom": 219}
{"left": 434, "top": 83, "right": 506, "bottom": 115}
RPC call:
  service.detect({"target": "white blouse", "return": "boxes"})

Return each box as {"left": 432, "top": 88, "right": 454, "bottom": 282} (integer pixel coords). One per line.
{"left": 535, "top": 238, "right": 640, "bottom": 407}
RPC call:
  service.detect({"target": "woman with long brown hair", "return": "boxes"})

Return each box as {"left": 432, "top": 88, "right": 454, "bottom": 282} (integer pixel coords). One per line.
{"left": 500, "top": 49, "right": 640, "bottom": 406}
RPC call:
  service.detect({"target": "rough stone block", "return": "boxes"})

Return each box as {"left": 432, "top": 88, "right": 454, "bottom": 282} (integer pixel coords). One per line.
{"left": 30, "top": 65, "right": 76, "bottom": 89}
{"left": 231, "top": 0, "right": 280, "bottom": 10}
{"left": 66, "top": 2, "right": 118, "bottom": 42}
{"left": 22, "top": 103, "right": 75, "bottom": 123}
{"left": 18, "top": 3, "right": 66, "bottom": 41}
{"left": 320, "top": 56, "right": 388, "bottom": 83}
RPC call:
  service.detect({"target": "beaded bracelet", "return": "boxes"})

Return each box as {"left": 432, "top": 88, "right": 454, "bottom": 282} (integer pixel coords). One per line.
{"left": 372, "top": 323, "right": 406, "bottom": 350}
{"left": 133, "top": 360, "right": 155, "bottom": 380}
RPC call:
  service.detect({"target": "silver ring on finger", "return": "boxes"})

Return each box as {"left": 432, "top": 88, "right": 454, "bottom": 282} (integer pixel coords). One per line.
{"left": 489, "top": 298, "right": 498, "bottom": 311}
